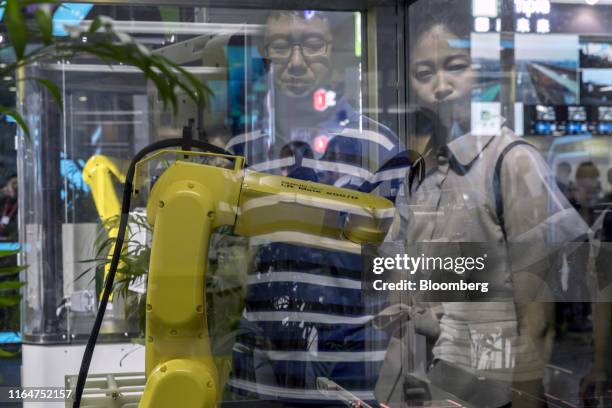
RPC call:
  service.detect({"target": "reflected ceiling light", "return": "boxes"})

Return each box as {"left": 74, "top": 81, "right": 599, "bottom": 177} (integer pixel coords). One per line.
{"left": 77, "top": 20, "right": 263, "bottom": 36}
{"left": 585, "top": 0, "right": 599, "bottom": 4}
{"left": 474, "top": 17, "right": 491, "bottom": 32}
{"left": 495, "top": 18, "right": 501, "bottom": 31}
{"left": 79, "top": 96, "right": 88, "bottom": 102}
{"left": 304, "top": 10, "right": 316, "bottom": 20}
{"left": 0, "top": 35, "right": 3, "bottom": 43}
{"left": 3, "top": 76, "right": 11, "bottom": 81}
{"left": 42, "top": 63, "right": 224, "bottom": 75}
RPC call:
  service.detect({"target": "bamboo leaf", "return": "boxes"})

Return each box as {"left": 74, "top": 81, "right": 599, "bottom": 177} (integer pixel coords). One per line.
{"left": 0, "top": 348, "right": 17, "bottom": 358}
{"left": 34, "top": 8, "right": 52, "bottom": 45}
{"left": 0, "top": 106, "right": 29, "bottom": 137}
{"left": 0, "top": 249, "right": 20, "bottom": 258}
{"left": 33, "top": 77, "right": 62, "bottom": 111}
{"left": 87, "top": 16, "right": 103, "bottom": 34}
{"left": 5, "top": 0, "right": 28, "bottom": 60}
{"left": 21, "top": 0, "right": 58, "bottom": 5}
{"left": 172, "top": 62, "right": 212, "bottom": 103}
{"left": 0, "top": 281, "right": 25, "bottom": 290}
{"left": 0, "top": 265, "right": 27, "bottom": 276}
{"left": 0, "top": 294, "right": 20, "bottom": 307}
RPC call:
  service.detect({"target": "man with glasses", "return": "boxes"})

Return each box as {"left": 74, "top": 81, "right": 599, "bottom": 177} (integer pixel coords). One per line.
{"left": 226, "top": 10, "right": 411, "bottom": 406}
{"left": 264, "top": 17, "right": 331, "bottom": 98}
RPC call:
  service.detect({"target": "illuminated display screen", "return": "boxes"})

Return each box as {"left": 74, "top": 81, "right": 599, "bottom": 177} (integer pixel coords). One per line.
{"left": 580, "top": 37, "right": 612, "bottom": 69}
{"left": 52, "top": 3, "right": 93, "bottom": 36}
{"left": 598, "top": 106, "right": 612, "bottom": 121}
{"left": 524, "top": 105, "right": 612, "bottom": 135}
{"left": 568, "top": 106, "right": 587, "bottom": 121}
{"left": 536, "top": 105, "right": 556, "bottom": 121}
{"left": 580, "top": 69, "right": 612, "bottom": 105}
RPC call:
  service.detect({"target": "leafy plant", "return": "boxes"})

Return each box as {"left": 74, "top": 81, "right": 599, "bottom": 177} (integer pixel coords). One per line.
{"left": 75, "top": 213, "right": 150, "bottom": 336}
{"left": 0, "top": 249, "right": 26, "bottom": 357}
{"left": 89, "top": 214, "right": 151, "bottom": 298}
{"left": 82, "top": 215, "right": 247, "bottom": 343}
{"left": 0, "top": 0, "right": 209, "bottom": 136}
{"left": 82, "top": 211, "right": 247, "bottom": 394}
{"left": 0, "top": 0, "right": 209, "bottom": 353}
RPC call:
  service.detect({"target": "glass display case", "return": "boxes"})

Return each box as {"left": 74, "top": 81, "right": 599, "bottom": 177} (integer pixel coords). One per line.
{"left": 16, "top": 3, "right": 408, "bottom": 407}
{"left": 13, "top": 0, "right": 612, "bottom": 407}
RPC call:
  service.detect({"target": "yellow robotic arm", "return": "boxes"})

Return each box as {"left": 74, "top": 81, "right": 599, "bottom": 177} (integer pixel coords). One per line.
{"left": 82, "top": 155, "right": 129, "bottom": 300}
{"left": 138, "top": 151, "right": 394, "bottom": 408}
{"left": 82, "top": 155, "right": 127, "bottom": 224}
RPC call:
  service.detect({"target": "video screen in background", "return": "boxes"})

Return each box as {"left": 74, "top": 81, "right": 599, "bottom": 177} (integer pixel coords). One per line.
{"left": 599, "top": 106, "right": 612, "bottom": 121}
{"left": 580, "top": 69, "right": 612, "bottom": 105}
{"left": 515, "top": 34, "right": 579, "bottom": 106}
{"left": 524, "top": 105, "right": 596, "bottom": 136}
{"left": 580, "top": 37, "right": 612, "bottom": 69}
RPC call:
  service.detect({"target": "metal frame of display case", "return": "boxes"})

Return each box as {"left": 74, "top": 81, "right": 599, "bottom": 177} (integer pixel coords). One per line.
{"left": 55, "top": 0, "right": 402, "bottom": 10}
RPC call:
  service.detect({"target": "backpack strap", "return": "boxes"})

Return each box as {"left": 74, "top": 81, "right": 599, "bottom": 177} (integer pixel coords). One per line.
{"left": 493, "top": 140, "right": 535, "bottom": 240}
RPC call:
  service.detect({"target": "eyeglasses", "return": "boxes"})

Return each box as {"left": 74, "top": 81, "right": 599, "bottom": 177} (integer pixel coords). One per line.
{"left": 265, "top": 37, "right": 330, "bottom": 59}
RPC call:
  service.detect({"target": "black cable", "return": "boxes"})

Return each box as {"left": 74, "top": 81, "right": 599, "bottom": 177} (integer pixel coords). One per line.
{"left": 73, "top": 139, "right": 230, "bottom": 408}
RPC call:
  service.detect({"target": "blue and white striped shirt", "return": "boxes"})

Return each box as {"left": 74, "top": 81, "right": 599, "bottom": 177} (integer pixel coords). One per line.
{"left": 227, "top": 95, "right": 411, "bottom": 405}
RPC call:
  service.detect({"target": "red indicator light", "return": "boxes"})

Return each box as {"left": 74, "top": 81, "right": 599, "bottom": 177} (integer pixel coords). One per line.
{"left": 313, "top": 135, "right": 329, "bottom": 154}
{"left": 313, "top": 89, "right": 327, "bottom": 111}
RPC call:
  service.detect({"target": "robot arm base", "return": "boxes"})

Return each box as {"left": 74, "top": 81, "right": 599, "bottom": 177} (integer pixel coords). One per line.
{"left": 139, "top": 359, "right": 217, "bottom": 408}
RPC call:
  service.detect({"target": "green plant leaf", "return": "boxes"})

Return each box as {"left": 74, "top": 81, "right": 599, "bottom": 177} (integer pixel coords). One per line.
{"left": 34, "top": 8, "right": 52, "bottom": 45}
{"left": 33, "top": 77, "right": 62, "bottom": 111}
{"left": 0, "top": 348, "right": 17, "bottom": 358}
{"left": 87, "top": 16, "right": 103, "bottom": 34}
{"left": 20, "top": 0, "right": 58, "bottom": 5}
{"left": 0, "top": 249, "right": 20, "bottom": 258}
{"left": 0, "top": 294, "right": 20, "bottom": 307}
{"left": 0, "top": 106, "right": 29, "bottom": 137}
{"left": 172, "top": 62, "right": 212, "bottom": 103}
{"left": 0, "top": 281, "right": 25, "bottom": 290}
{"left": 5, "top": 0, "right": 28, "bottom": 60}
{"left": 0, "top": 265, "right": 27, "bottom": 276}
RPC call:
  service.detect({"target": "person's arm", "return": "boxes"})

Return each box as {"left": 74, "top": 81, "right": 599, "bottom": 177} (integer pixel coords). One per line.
{"left": 579, "top": 302, "right": 611, "bottom": 402}
{"left": 500, "top": 144, "right": 590, "bottom": 406}
{"left": 580, "top": 218, "right": 611, "bottom": 402}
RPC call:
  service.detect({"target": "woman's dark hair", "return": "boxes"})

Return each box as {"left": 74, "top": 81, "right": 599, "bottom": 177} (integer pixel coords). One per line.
{"left": 409, "top": 0, "right": 473, "bottom": 44}
{"left": 407, "top": 0, "right": 473, "bottom": 137}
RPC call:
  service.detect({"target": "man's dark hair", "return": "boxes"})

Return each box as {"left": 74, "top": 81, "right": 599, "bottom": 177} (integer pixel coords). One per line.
{"left": 576, "top": 161, "right": 600, "bottom": 180}
{"left": 262, "top": 11, "right": 333, "bottom": 57}
{"left": 266, "top": 10, "right": 329, "bottom": 25}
